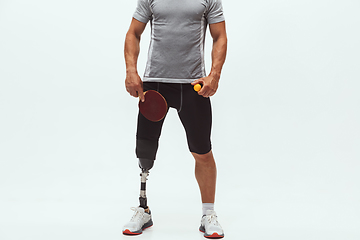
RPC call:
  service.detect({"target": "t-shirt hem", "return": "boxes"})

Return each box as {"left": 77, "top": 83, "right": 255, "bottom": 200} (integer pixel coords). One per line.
{"left": 133, "top": 14, "right": 149, "bottom": 24}
{"left": 208, "top": 18, "right": 225, "bottom": 25}
{"left": 143, "top": 77, "right": 199, "bottom": 84}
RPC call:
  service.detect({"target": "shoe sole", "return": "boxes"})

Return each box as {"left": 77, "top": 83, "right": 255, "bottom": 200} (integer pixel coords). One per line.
{"left": 199, "top": 226, "right": 224, "bottom": 239}
{"left": 123, "top": 219, "right": 153, "bottom": 235}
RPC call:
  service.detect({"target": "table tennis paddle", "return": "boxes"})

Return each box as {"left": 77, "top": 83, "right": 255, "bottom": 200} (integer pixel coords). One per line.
{"left": 138, "top": 90, "right": 167, "bottom": 122}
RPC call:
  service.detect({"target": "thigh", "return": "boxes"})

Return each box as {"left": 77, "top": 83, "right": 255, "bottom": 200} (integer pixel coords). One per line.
{"left": 136, "top": 110, "right": 167, "bottom": 141}
{"left": 137, "top": 82, "right": 167, "bottom": 141}
{"left": 178, "top": 84, "right": 212, "bottom": 154}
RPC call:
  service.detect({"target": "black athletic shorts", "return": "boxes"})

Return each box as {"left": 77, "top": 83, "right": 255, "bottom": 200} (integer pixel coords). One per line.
{"left": 136, "top": 82, "right": 212, "bottom": 160}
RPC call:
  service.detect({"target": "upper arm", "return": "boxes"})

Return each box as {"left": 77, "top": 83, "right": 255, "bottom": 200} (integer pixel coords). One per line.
{"left": 205, "top": 0, "right": 225, "bottom": 23}
{"left": 127, "top": 18, "right": 147, "bottom": 39}
{"left": 128, "top": 0, "right": 152, "bottom": 39}
{"left": 209, "top": 21, "right": 227, "bottom": 42}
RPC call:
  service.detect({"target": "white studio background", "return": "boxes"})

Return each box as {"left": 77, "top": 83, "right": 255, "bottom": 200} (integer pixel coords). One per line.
{"left": 0, "top": 0, "right": 359, "bottom": 240}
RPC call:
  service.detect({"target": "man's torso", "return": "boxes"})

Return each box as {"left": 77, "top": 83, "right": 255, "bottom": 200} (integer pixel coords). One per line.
{"left": 133, "top": 0, "right": 224, "bottom": 83}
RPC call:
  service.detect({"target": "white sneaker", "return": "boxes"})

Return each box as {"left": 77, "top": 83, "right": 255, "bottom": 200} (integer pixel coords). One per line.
{"left": 122, "top": 207, "right": 153, "bottom": 235}
{"left": 199, "top": 210, "right": 224, "bottom": 238}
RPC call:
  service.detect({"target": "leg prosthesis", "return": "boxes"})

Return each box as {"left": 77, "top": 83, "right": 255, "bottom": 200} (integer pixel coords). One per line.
{"left": 138, "top": 158, "right": 154, "bottom": 209}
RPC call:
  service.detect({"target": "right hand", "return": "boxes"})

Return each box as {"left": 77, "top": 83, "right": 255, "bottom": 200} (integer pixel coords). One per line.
{"left": 125, "top": 71, "right": 145, "bottom": 102}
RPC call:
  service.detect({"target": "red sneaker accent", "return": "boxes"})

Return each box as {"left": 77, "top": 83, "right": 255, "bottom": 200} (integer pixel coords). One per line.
{"left": 122, "top": 224, "right": 153, "bottom": 235}
{"left": 205, "top": 232, "right": 224, "bottom": 239}
{"left": 122, "top": 229, "right": 142, "bottom": 235}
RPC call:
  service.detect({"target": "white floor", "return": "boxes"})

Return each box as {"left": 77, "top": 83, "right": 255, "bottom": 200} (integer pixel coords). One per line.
{"left": 1, "top": 139, "right": 359, "bottom": 240}
{"left": 1, "top": 200, "right": 359, "bottom": 240}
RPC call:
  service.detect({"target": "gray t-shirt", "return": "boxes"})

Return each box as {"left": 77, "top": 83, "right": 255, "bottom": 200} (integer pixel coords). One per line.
{"left": 133, "top": 0, "right": 225, "bottom": 83}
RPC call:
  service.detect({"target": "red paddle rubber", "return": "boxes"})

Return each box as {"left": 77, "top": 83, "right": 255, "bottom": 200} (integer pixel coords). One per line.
{"left": 139, "top": 90, "right": 167, "bottom": 122}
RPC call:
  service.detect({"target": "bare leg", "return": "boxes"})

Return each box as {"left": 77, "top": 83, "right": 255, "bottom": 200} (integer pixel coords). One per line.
{"left": 192, "top": 150, "right": 217, "bottom": 203}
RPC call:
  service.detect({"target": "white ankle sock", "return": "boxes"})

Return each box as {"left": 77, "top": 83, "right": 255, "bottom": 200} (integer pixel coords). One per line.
{"left": 202, "top": 203, "right": 214, "bottom": 215}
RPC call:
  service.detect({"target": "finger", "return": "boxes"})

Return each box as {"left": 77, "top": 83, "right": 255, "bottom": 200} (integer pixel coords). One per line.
{"left": 191, "top": 80, "right": 199, "bottom": 85}
{"left": 137, "top": 88, "right": 145, "bottom": 102}
{"left": 126, "top": 83, "right": 139, "bottom": 97}
{"left": 198, "top": 86, "right": 207, "bottom": 95}
{"left": 191, "top": 78, "right": 204, "bottom": 85}
{"left": 201, "top": 88, "right": 215, "bottom": 98}
{"left": 126, "top": 86, "right": 135, "bottom": 96}
{"left": 208, "top": 89, "right": 216, "bottom": 97}
{"left": 129, "top": 90, "right": 138, "bottom": 98}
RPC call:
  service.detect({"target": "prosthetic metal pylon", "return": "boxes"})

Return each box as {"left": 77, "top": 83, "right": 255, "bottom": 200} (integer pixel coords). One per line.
{"left": 139, "top": 170, "right": 149, "bottom": 209}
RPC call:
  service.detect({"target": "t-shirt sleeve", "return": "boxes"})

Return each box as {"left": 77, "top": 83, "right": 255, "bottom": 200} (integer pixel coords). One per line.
{"left": 205, "top": 0, "right": 225, "bottom": 24}
{"left": 133, "top": 0, "right": 153, "bottom": 23}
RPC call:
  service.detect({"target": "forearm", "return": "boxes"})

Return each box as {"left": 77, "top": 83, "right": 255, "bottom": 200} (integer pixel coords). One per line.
{"left": 124, "top": 33, "right": 141, "bottom": 74}
{"left": 209, "top": 36, "right": 227, "bottom": 81}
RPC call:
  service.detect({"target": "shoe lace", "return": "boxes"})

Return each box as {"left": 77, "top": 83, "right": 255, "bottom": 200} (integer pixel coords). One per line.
{"left": 130, "top": 207, "right": 144, "bottom": 222}
{"left": 207, "top": 212, "right": 220, "bottom": 226}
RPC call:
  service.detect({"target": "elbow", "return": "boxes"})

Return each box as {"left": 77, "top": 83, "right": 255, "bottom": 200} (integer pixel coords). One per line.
{"left": 125, "top": 31, "right": 141, "bottom": 42}
{"left": 213, "top": 34, "right": 227, "bottom": 45}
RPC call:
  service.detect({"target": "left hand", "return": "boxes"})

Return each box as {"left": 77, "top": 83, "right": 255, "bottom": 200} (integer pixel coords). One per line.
{"left": 191, "top": 74, "right": 219, "bottom": 98}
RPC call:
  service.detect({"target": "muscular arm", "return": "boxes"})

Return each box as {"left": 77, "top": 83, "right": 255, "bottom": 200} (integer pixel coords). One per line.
{"left": 124, "top": 18, "right": 147, "bottom": 101}
{"left": 192, "top": 21, "right": 227, "bottom": 97}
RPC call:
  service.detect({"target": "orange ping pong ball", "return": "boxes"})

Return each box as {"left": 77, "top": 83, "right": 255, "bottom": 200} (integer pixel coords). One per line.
{"left": 194, "top": 84, "right": 201, "bottom": 92}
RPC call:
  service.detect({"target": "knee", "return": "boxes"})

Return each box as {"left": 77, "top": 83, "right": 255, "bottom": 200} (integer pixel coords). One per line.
{"left": 192, "top": 150, "right": 214, "bottom": 164}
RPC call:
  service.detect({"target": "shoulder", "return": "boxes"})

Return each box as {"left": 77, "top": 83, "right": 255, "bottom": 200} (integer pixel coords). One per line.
{"left": 206, "top": 0, "right": 223, "bottom": 5}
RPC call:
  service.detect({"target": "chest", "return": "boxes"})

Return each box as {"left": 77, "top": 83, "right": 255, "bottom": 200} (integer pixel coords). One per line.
{"left": 149, "top": 0, "right": 207, "bottom": 22}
